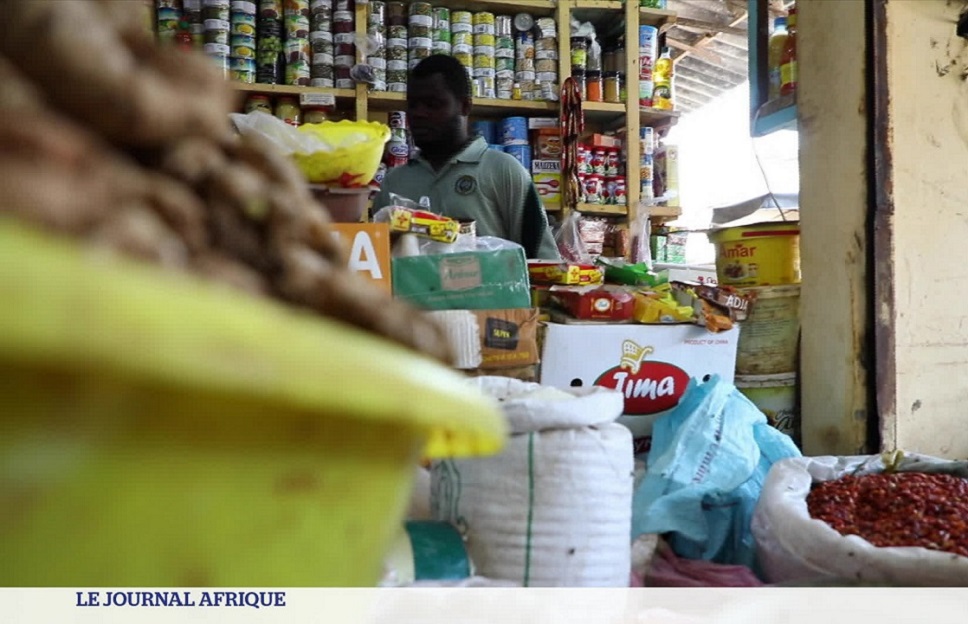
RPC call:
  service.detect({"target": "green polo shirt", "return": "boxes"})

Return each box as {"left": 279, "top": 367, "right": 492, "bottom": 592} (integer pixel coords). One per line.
{"left": 372, "top": 137, "right": 561, "bottom": 260}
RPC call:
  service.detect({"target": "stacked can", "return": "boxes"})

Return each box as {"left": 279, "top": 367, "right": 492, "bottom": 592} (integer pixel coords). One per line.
{"left": 386, "top": 111, "right": 410, "bottom": 168}
{"left": 450, "top": 11, "right": 474, "bottom": 81}
{"left": 602, "top": 148, "right": 622, "bottom": 205}
{"left": 494, "top": 15, "right": 514, "bottom": 99}
{"left": 514, "top": 26, "right": 535, "bottom": 101}
{"left": 408, "top": 3, "right": 433, "bottom": 72}
{"left": 228, "top": 1, "right": 257, "bottom": 83}
{"left": 365, "top": 1, "right": 387, "bottom": 90}
{"left": 202, "top": 0, "right": 231, "bottom": 77}
{"left": 309, "top": 0, "right": 335, "bottom": 88}
{"left": 639, "top": 25, "right": 658, "bottom": 108}
{"left": 332, "top": 4, "right": 354, "bottom": 89}
{"left": 472, "top": 12, "right": 496, "bottom": 99}
{"left": 183, "top": 1, "right": 205, "bottom": 48}
{"left": 640, "top": 127, "right": 655, "bottom": 205}
{"left": 533, "top": 17, "right": 558, "bottom": 101}
{"left": 386, "top": 2, "right": 408, "bottom": 91}
{"left": 156, "top": 0, "right": 183, "bottom": 46}
{"left": 256, "top": 0, "right": 284, "bottom": 83}
{"left": 282, "top": 0, "right": 310, "bottom": 86}
{"left": 431, "top": 7, "right": 451, "bottom": 55}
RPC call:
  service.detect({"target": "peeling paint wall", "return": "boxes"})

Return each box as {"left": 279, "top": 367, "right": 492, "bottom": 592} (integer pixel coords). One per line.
{"left": 884, "top": 0, "right": 968, "bottom": 457}
{"left": 798, "top": 0, "right": 871, "bottom": 455}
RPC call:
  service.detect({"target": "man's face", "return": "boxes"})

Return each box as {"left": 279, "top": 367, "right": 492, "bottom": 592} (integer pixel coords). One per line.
{"left": 406, "top": 73, "right": 469, "bottom": 151}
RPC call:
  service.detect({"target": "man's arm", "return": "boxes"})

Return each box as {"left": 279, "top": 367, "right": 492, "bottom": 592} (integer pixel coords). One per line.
{"left": 499, "top": 156, "right": 561, "bottom": 259}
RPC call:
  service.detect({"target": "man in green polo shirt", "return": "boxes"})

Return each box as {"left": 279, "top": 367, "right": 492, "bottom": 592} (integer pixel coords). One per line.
{"left": 372, "top": 55, "right": 561, "bottom": 260}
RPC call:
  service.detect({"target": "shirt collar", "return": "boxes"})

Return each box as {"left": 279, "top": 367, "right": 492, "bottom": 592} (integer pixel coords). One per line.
{"left": 413, "top": 136, "right": 489, "bottom": 167}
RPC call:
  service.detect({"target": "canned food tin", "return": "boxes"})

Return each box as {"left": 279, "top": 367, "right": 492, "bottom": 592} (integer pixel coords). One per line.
{"left": 495, "top": 14, "right": 512, "bottom": 36}
{"left": 512, "top": 12, "right": 533, "bottom": 32}
{"left": 474, "top": 76, "right": 495, "bottom": 98}
{"left": 503, "top": 144, "right": 532, "bottom": 171}
{"left": 613, "top": 178, "right": 627, "bottom": 205}
{"left": 336, "top": 78, "right": 354, "bottom": 88}
{"left": 203, "top": 0, "right": 230, "bottom": 21}
{"left": 409, "top": 24, "right": 431, "bottom": 38}
{"left": 388, "top": 24, "right": 407, "bottom": 39}
{"left": 285, "top": 15, "right": 310, "bottom": 38}
{"left": 536, "top": 71, "right": 557, "bottom": 83}
{"left": 203, "top": 42, "right": 231, "bottom": 56}
{"left": 311, "top": 62, "right": 334, "bottom": 77}
{"left": 432, "top": 40, "right": 452, "bottom": 53}
{"left": 452, "top": 31, "right": 473, "bottom": 46}
{"left": 495, "top": 58, "right": 514, "bottom": 74}
{"left": 258, "top": 0, "right": 281, "bottom": 18}
{"left": 244, "top": 93, "right": 272, "bottom": 113}
{"left": 387, "top": 1, "right": 406, "bottom": 25}
{"left": 282, "top": 0, "right": 308, "bottom": 17}
{"left": 473, "top": 45, "right": 495, "bottom": 58}
{"left": 473, "top": 33, "right": 495, "bottom": 47}
{"left": 535, "top": 17, "right": 556, "bottom": 38}
{"left": 409, "top": 47, "right": 431, "bottom": 61}
{"left": 473, "top": 11, "right": 495, "bottom": 26}
{"left": 367, "top": 55, "right": 386, "bottom": 69}
{"left": 515, "top": 70, "right": 536, "bottom": 82}
{"left": 335, "top": 54, "right": 355, "bottom": 67}
{"left": 230, "top": 68, "right": 256, "bottom": 83}
{"left": 204, "top": 19, "right": 231, "bottom": 44}
{"left": 388, "top": 110, "right": 407, "bottom": 129}
{"left": 496, "top": 35, "right": 514, "bottom": 55}
{"left": 368, "top": 1, "right": 385, "bottom": 24}
{"left": 535, "top": 58, "right": 556, "bottom": 73}
{"left": 605, "top": 150, "right": 619, "bottom": 177}
{"left": 388, "top": 81, "right": 407, "bottom": 92}
{"left": 231, "top": 13, "right": 257, "bottom": 34}
{"left": 285, "top": 61, "right": 311, "bottom": 85}
{"left": 231, "top": 35, "right": 257, "bottom": 58}
{"left": 285, "top": 38, "right": 310, "bottom": 63}
{"left": 432, "top": 6, "right": 449, "bottom": 28}
{"left": 409, "top": 36, "right": 432, "bottom": 48}
{"left": 408, "top": 2, "right": 433, "bottom": 27}
{"left": 311, "top": 0, "right": 332, "bottom": 12}
{"left": 583, "top": 175, "right": 604, "bottom": 204}
{"left": 231, "top": 0, "right": 257, "bottom": 14}
{"left": 451, "top": 11, "right": 472, "bottom": 31}
{"left": 310, "top": 77, "right": 335, "bottom": 87}
{"left": 453, "top": 53, "right": 472, "bottom": 68}
{"left": 387, "top": 59, "right": 408, "bottom": 71}
{"left": 432, "top": 28, "right": 451, "bottom": 44}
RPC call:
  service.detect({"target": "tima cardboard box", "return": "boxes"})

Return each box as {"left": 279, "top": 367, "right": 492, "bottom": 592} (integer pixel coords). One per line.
{"left": 539, "top": 322, "right": 740, "bottom": 453}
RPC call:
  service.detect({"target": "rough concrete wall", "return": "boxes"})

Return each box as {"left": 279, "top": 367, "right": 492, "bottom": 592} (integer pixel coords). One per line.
{"left": 798, "top": 0, "right": 871, "bottom": 454}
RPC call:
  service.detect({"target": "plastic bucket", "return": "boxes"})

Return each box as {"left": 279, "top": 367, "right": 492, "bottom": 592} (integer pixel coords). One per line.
{"left": 0, "top": 222, "right": 506, "bottom": 587}
{"left": 708, "top": 222, "right": 800, "bottom": 287}
{"left": 735, "top": 284, "right": 800, "bottom": 375}
{"left": 736, "top": 373, "right": 799, "bottom": 444}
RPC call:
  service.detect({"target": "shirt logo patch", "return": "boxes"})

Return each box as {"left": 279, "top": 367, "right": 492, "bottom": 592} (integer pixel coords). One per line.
{"left": 455, "top": 175, "right": 477, "bottom": 195}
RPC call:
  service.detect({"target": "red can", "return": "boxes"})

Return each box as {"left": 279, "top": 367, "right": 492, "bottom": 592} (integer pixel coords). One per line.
{"left": 613, "top": 178, "right": 627, "bottom": 205}
{"left": 604, "top": 148, "right": 620, "bottom": 177}
{"left": 591, "top": 148, "right": 606, "bottom": 175}
{"left": 583, "top": 175, "right": 604, "bottom": 204}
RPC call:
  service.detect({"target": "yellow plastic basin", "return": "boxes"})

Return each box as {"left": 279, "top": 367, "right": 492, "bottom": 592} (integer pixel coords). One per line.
{"left": 0, "top": 220, "right": 506, "bottom": 587}
{"left": 294, "top": 120, "right": 390, "bottom": 187}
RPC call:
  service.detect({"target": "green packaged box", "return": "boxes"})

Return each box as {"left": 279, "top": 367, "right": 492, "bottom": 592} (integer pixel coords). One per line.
{"left": 393, "top": 247, "right": 531, "bottom": 311}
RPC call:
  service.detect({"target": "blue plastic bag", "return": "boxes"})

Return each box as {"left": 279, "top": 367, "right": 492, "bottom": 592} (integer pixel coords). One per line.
{"left": 631, "top": 375, "right": 801, "bottom": 570}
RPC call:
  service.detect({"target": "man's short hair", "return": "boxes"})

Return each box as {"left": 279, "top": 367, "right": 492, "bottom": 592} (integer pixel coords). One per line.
{"left": 409, "top": 54, "right": 472, "bottom": 101}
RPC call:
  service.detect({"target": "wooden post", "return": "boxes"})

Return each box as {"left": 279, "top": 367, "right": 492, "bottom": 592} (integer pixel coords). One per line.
{"left": 625, "top": 0, "right": 642, "bottom": 222}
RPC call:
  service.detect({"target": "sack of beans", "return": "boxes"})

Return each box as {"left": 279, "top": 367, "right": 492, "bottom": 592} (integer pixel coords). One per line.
{"left": 752, "top": 452, "right": 968, "bottom": 585}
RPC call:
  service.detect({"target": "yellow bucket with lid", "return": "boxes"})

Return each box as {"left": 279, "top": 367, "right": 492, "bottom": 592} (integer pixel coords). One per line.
{"left": 0, "top": 220, "right": 506, "bottom": 587}
{"left": 708, "top": 222, "right": 800, "bottom": 287}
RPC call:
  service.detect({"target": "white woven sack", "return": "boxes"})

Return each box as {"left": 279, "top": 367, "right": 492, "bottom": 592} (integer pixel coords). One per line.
{"left": 431, "top": 377, "right": 633, "bottom": 587}
{"left": 752, "top": 454, "right": 968, "bottom": 586}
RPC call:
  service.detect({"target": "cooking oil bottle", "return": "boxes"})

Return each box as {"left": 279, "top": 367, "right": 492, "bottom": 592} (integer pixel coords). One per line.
{"left": 780, "top": 6, "right": 798, "bottom": 96}
{"left": 652, "top": 46, "right": 674, "bottom": 110}
{"left": 768, "top": 16, "right": 788, "bottom": 100}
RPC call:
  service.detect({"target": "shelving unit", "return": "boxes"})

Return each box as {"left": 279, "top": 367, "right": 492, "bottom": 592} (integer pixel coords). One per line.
{"left": 229, "top": 0, "right": 683, "bottom": 237}
{"left": 747, "top": 0, "right": 796, "bottom": 137}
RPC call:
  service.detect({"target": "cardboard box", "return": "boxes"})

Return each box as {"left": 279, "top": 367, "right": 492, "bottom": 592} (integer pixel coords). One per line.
{"left": 528, "top": 117, "right": 558, "bottom": 130}
{"left": 588, "top": 133, "right": 623, "bottom": 149}
{"left": 392, "top": 247, "right": 531, "bottom": 310}
{"left": 531, "top": 160, "right": 562, "bottom": 211}
{"left": 330, "top": 223, "right": 392, "bottom": 293}
{"left": 427, "top": 308, "right": 540, "bottom": 370}
{"left": 539, "top": 323, "right": 740, "bottom": 453}
{"left": 533, "top": 128, "right": 562, "bottom": 160}
{"left": 527, "top": 260, "right": 602, "bottom": 286}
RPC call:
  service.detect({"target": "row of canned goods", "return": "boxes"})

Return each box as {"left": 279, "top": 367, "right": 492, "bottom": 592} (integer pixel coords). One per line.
{"left": 579, "top": 175, "right": 627, "bottom": 206}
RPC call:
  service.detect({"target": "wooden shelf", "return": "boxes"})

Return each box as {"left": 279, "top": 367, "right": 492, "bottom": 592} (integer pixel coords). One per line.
{"left": 368, "top": 90, "right": 559, "bottom": 117}
{"left": 645, "top": 204, "right": 682, "bottom": 219}
{"left": 639, "top": 6, "right": 677, "bottom": 27}
{"left": 415, "top": 0, "right": 555, "bottom": 17}
{"left": 232, "top": 83, "right": 356, "bottom": 100}
{"left": 576, "top": 203, "right": 628, "bottom": 216}
{"left": 573, "top": 0, "right": 623, "bottom": 9}
{"left": 640, "top": 107, "right": 680, "bottom": 126}
{"left": 752, "top": 93, "right": 797, "bottom": 137}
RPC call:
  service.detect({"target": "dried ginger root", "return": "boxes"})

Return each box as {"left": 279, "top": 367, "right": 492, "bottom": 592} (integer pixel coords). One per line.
{"left": 0, "top": 0, "right": 235, "bottom": 148}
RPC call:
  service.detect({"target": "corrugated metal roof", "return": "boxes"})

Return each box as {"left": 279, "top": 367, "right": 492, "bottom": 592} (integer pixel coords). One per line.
{"left": 664, "top": 0, "right": 751, "bottom": 114}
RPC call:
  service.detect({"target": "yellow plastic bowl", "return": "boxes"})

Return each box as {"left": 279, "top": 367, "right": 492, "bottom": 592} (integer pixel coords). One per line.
{"left": 0, "top": 220, "right": 506, "bottom": 587}
{"left": 294, "top": 120, "right": 391, "bottom": 186}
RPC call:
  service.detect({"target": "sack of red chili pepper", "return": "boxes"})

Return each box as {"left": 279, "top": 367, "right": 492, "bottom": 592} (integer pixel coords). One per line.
{"left": 752, "top": 452, "right": 968, "bottom": 586}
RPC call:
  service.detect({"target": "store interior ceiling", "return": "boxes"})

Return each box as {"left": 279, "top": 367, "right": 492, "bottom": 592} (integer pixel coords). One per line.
{"left": 664, "top": 0, "right": 785, "bottom": 115}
